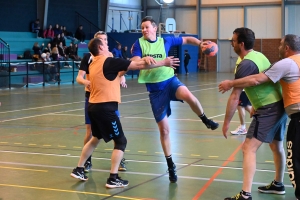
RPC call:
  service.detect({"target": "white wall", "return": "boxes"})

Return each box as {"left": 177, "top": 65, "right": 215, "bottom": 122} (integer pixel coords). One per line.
{"left": 201, "top": 8, "right": 218, "bottom": 39}
{"left": 285, "top": 5, "right": 300, "bottom": 35}
{"left": 175, "top": 8, "right": 197, "bottom": 34}
{"left": 246, "top": 6, "right": 281, "bottom": 38}
{"left": 218, "top": 7, "right": 244, "bottom": 39}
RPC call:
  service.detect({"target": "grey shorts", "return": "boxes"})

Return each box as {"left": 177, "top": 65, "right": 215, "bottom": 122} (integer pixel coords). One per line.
{"left": 247, "top": 100, "right": 287, "bottom": 143}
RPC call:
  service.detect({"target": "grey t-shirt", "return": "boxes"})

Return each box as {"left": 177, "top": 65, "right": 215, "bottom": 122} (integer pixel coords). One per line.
{"left": 264, "top": 57, "right": 300, "bottom": 116}
{"left": 235, "top": 59, "right": 259, "bottom": 79}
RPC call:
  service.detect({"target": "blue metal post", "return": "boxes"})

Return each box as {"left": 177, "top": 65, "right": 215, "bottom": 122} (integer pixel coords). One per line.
{"left": 112, "top": 10, "right": 114, "bottom": 32}
{"left": 137, "top": 13, "right": 140, "bottom": 29}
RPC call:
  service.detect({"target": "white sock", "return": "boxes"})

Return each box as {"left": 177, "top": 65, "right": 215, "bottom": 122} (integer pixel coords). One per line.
{"left": 240, "top": 124, "right": 246, "bottom": 129}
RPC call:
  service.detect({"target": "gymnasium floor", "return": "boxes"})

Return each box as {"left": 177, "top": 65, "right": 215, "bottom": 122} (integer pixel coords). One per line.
{"left": 0, "top": 72, "right": 296, "bottom": 200}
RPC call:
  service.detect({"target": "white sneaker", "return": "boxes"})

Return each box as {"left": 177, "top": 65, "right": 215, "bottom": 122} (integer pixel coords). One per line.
{"left": 230, "top": 126, "right": 247, "bottom": 135}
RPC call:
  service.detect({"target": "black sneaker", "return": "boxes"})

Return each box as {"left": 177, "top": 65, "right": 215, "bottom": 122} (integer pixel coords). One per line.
{"left": 70, "top": 167, "right": 88, "bottom": 181}
{"left": 167, "top": 164, "right": 177, "bottom": 183}
{"left": 224, "top": 192, "right": 252, "bottom": 200}
{"left": 118, "top": 158, "right": 127, "bottom": 171}
{"left": 105, "top": 176, "right": 129, "bottom": 188}
{"left": 205, "top": 119, "right": 219, "bottom": 130}
{"left": 258, "top": 180, "right": 285, "bottom": 194}
{"left": 84, "top": 161, "right": 92, "bottom": 173}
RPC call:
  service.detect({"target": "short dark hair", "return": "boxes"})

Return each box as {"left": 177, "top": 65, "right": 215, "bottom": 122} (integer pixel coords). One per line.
{"left": 283, "top": 34, "right": 300, "bottom": 52}
{"left": 233, "top": 27, "right": 255, "bottom": 50}
{"left": 88, "top": 38, "right": 103, "bottom": 56}
{"left": 141, "top": 17, "right": 157, "bottom": 27}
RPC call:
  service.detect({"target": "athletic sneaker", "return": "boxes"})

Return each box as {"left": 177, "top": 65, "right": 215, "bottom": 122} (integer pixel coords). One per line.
{"left": 70, "top": 167, "right": 88, "bottom": 181}
{"left": 118, "top": 158, "right": 127, "bottom": 171}
{"left": 167, "top": 164, "right": 177, "bottom": 183}
{"left": 258, "top": 180, "right": 285, "bottom": 194}
{"left": 105, "top": 176, "right": 129, "bottom": 188}
{"left": 224, "top": 192, "right": 252, "bottom": 200}
{"left": 84, "top": 161, "right": 92, "bottom": 173}
{"left": 205, "top": 119, "right": 219, "bottom": 130}
{"left": 230, "top": 126, "right": 247, "bottom": 135}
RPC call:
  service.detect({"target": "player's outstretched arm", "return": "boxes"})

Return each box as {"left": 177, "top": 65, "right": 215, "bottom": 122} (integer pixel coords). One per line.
{"left": 128, "top": 56, "right": 180, "bottom": 71}
{"left": 219, "top": 73, "right": 270, "bottom": 93}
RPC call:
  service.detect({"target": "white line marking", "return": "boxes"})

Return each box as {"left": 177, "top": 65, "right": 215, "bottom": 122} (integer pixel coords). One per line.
{"left": 0, "top": 160, "right": 293, "bottom": 188}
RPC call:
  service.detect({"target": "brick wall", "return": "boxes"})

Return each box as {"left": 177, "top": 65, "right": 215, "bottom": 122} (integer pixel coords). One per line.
{"left": 254, "top": 39, "right": 281, "bottom": 64}
{"left": 203, "top": 38, "right": 281, "bottom": 72}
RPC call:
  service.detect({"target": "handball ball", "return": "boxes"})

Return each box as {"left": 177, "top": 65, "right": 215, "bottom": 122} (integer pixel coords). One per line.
{"left": 202, "top": 41, "right": 218, "bottom": 56}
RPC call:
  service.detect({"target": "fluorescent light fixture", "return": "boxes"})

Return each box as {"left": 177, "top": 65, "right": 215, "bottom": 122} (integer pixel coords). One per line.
{"left": 162, "top": 0, "right": 174, "bottom": 3}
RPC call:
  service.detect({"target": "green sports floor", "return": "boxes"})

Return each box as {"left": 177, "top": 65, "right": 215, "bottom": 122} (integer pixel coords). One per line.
{"left": 0, "top": 72, "right": 296, "bottom": 200}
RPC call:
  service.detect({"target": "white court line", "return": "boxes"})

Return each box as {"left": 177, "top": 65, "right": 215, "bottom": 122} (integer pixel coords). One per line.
{"left": 0, "top": 157, "right": 293, "bottom": 187}
{"left": 0, "top": 150, "right": 288, "bottom": 174}
{"left": 0, "top": 109, "right": 82, "bottom": 123}
{"left": 0, "top": 101, "right": 84, "bottom": 114}
{"left": 0, "top": 85, "right": 218, "bottom": 115}
{"left": 0, "top": 86, "right": 222, "bottom": 122}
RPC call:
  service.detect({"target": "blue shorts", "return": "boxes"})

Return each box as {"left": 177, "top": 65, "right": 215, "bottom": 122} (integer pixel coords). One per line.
{"left": 238, "top": 91, "right": 251, "bottom": 107}
{"left": 149, "top": 77, "right": 184, "bottom": 122}
{"left": 85, "top": 96, "right": 120, "bottom": 125}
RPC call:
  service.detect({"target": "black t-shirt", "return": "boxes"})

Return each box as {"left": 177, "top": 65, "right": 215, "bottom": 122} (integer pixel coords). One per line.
{"left": 184, "top": 53, "right": 191, "bottom": 63}
{"left": 79, "top": 53, "right": 131, "bottom": 96}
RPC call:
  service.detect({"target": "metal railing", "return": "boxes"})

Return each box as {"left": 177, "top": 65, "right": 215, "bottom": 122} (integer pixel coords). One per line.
{"left": 0, "top": 60, "right": 81, "bottom": 89}
{"left": 0, "top": 38, "right": 11, "bottom": 88}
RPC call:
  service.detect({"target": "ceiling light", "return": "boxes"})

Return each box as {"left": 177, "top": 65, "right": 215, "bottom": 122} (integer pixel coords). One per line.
{"left": 162, "top": 0, "right": 174, "bottom": 3}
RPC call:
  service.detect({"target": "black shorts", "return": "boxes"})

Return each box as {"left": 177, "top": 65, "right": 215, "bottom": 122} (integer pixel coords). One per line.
{"left": 88, "top": 102, "right": 124, "bottom": 142}
{"left": 238, "top": 91, "right": 251, "bottom": 107}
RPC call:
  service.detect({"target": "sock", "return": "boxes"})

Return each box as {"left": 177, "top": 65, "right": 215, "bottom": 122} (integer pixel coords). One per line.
{"left": 87, "top": 156, "right": 92, "bottom": 163}
{"left": 165, "top": 155, "right": 174, "bottom": 168}
{"left": 199, "top": 113, "right": 209, "bottom": 124}
{"left": 240, "top": 124, "right": 246, "bottom": 129}
{"left": 109, "top": 173, "right": 118, "bottom": 179}
{"left": 273, "top": 180, "right": 284, "bottom": 186}
{"left": 77, "top": 167, "right": 84, "bottom": 171}
{"left": 241, "top": 190, "right": 251, "bottom": 199}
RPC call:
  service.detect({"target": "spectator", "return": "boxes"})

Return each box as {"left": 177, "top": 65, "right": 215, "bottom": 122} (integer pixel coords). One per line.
{"left": 31, "top": 19, "right": 41, "bottom": 38}
{"left": 184, "top": 49, "right": 191, "bottom": 75}
{"left": 43, "top": 25, "right": 54, "bottom": 40}
{"left": 60, "top": 32, "right": 67, "bottom": 47}
{"left": 66, "top": 43, "right": 80, "bottom": 61}
{"left": 112, "top": 44, "right": 122, "bottom": 58}
{"left": 49, "top": 47, "right": 61, "bottom": 82}
{"left": 51, "top": 46, "right": 59, "bottom": 61}
{"left": 38, "top": 53, "right": 53, "bottom": 82}
{"left": 75, "top": 25, "right": 86, "bottom": 44}
{"left": 43, "top": 43, "right": 52, "bottom": 54}
{"left": 52, "top": 34, "right": 62, "bottom": 47}
{"left": 32, "top": 42, "right": 44, "bottom": 60}
{"left": 121, "top": 46, "right": 130, "bottom": 60}
{"left": 58, "top": 42, "right": 71, "bottom": 68}
{"left": 53, "top": 24, "right": 62, "bottom": 37}
{"left": 63, "top": 26, "right": 78, "bottom": 43}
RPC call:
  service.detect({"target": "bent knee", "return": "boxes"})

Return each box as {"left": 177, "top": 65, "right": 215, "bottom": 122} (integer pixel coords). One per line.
{"left": 114, "top": 135, "right": 127, "bottom": 152}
